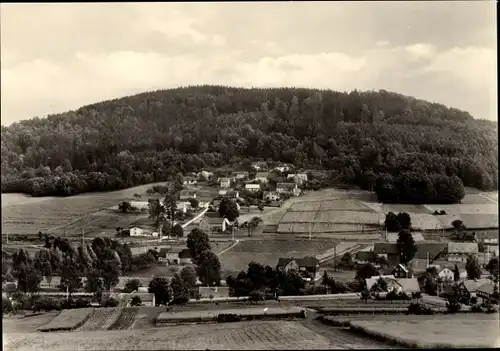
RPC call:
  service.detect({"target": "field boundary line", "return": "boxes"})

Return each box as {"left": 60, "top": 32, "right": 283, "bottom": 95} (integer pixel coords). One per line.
{"left": 217, "top": 240, "right": 240, "bottom": 256}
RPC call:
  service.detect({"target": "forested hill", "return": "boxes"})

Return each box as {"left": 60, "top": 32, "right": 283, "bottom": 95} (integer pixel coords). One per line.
{"left": 1, "top": 85, "right": 498, "bottom": 203}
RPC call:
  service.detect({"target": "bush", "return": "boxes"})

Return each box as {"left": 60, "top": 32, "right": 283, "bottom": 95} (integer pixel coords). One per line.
{"left": 32, "top": 297, "right": 62, "bottom": 312}
{"left": 2, "top": 297, "right": 14, "bottom": 314}
{"left": 4, "top": 283, "right": 17, "bottom": 293}
{"left": 104, "top": 297, "right": 119, "bottom": 307}
{"left": 470, "top": 304, "right": 483, "bottom": 312}
{"left": 172, "top": 296, "right": 189, "bottom": 305}
{"left": 249, "top": 290, "right": 265, "bottom": 303}
{"left": 407, "top": 303, "right": 434, "bottom": 315}
{"left": 130, "top": 296, "right": 142, "bottom": 306}
{"left": 217, "top": 313, "right": 241, "bottom": 322}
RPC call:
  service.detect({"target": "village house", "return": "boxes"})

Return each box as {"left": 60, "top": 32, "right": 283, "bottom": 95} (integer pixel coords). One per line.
{"left": 355, "top": 251, "right": 378, "bottom": 264}
{"left": 458, "top": 278, "right": 492, "bottom": 300}
{"left": 178, "top": 249, "right": 193, "bottom": 265}
{"left": 218, "top": 189, "right": 239, "bottom": 198}
{"left": 276, "top": 182, "right": 301, "bottom": 196}
{"left": 287, "top": 173, "right": 308, "bottom": 185}
{"left": 129, "top": 227, "right": 144, "bottom": 237}
{"left": 365, "top": 275, "right": 420, "bottom": 295}
{"left": 254, "top": 172, "right": 270, "bottom": 183}
{"left": 251, "top": 161, "right": 268, "bottom": 171}
{"left": 179, "top": 190, "right": 196, "bottom": 201}
{"left": 198, "top": 286, "right": 230, "bottom": 299}
{"left": 276, "top": 257, "right": 321, "bottom": 282}
{"left": 395, "top": 278, "right": 421, "bottom": 294}
{"left": 197, "top": 170, "right": 214, "bottom": 180}
{"left": 183, "top": 176, "right": 197, "bottom": 185}
{"left": 263, "top": 191, "right": 280, "bottom": 202}
{"left": 476, "top": 280, "right": 498, "bottom": 304}
{"left": 219, "top": 177, "right": 231, "bottom": 188}
{"left": 232, "top": 171, "right": 249, "bottom": 180}
{"left": 447, "top": 242, "right": 479, "bottom": 262}
{"left": 373, "top": 243, "right": 400, "bottom": 266}
{"left": 386, "top": 263, "right": 415, "bottom": 279}
{"left": 245, "top": 183, "right": 261, "bottom": 192}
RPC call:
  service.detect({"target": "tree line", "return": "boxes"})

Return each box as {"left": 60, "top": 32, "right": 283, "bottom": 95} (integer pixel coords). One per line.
{"left": 1, "top": 86, "right": 497, "bottom": 204}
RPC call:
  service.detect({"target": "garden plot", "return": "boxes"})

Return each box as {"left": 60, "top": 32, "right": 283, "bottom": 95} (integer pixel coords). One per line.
{"left": 3, "top": 321, "right": 337, "bottom": 350}
{"left": 313, "top": 211, "right": 380, "bottom": 225}
{"left": 108, "top": 307, "right": 139, "bottom": 330}
{"left": 424, "top": 203, "right": 498, "bottom": 215}
{"left": 319, "top": 199, "right": 373, "bottom": 212}
{"left": 289, "top": 201, "right": 322, "bottom": 212}
{"left": 409, "top": 214, "right": 444, "bottom": 231}
{"left": 349, "top": 318, "right": 500, "bottom": 348}
{"left": 277, "top": 223, "right": 378, "bottom": 234}
{"left": 2, "top": 312, "right": 60, "bottom": 333}
{"left": 280, "top": 211, "right": 318, "bottom": 223}
{"left": 38, "top": 308, "right": 93, "bottom": 332}
{"left": 76, "top": 308, "right": 121, "bottom": 331}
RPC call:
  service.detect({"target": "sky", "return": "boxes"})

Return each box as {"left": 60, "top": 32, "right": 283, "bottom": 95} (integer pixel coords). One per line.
{"left": 1, "top": 1, "right": 497, "bottom": 125}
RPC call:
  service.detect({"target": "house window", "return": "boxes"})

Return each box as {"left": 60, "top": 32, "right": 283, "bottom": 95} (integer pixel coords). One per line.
{"left": 299, "top": 267, "right": 306, "bottom": 271}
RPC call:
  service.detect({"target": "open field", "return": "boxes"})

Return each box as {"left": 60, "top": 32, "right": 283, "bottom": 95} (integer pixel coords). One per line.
{"left": 349, "top": 317, "right": 500, "bottom": 348}
{"left": 218, "top": 239, "right": 357, "bottom": 274}
{"left": 2, "top": 312, "right": 59, "bottom": 333}
{"left": 4, "top": 321, "right": 341, "bottom": 350}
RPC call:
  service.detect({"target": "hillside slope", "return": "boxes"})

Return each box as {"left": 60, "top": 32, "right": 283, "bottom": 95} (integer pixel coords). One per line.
{"left": 1, "top": 86, "right": 497, "bottom": 203}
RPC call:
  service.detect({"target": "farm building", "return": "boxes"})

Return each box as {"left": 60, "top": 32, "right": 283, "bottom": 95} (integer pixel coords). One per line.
{"left": 251, "top": 161, "right": 268, "bottom": 171}
{"left": 219, "top": 177, "right": 231, "bottom": 188}
{"left": 373, "top": 243, "right": 399, "bottom": 265}
{"left": 395, "top": 278, "right": 421, "bottom": 294}
{"left": 263, "top": 191, "right": 280, "bottom": 202}
{"left": 276, "top": 183, "right": 301, "bottom": 196}
{"left": 458, "top": 278, "right": 493, "bottom": 299}
{"left": 178, "top": 249, "right": 193, "bottom": 264}
{"left": 218, "top": 189, "right": 240, "bottom": 198}
{"left": 179, "top": 190, "right": 196, "bottom": 200}
{"left": 287, "top": 173, "right": 308, "bottom": 185}
{"left": 414, "top": 243, "right": 448, "bottom": 262}
{"left": 254, "top": 172, "right": 270, "bottom": 183}
{"left": 197, "top": 170, "right": 214, "bottom": 180}
{"left": 198, "top": 286, "right": 230, "bottom": 299}
{"left": 435, "top": 266, "right": 466, "bottom": 281}
{"left": 447, "top": 242, "right": 479, "bottom": 262}
{"left": 365, "top": 275, "right": 420, "bottom": 295}
{"left": 485, "top": 244, "right": 499, "bottom": 256}
{"left": 129, "top": 227, "right": 144, "bottom": 237}
{"left": 245, "top": 184, "right": 261, "bottom": 192}
{"left": 476, "top": 281, "right": 498, "bottom": 303}
{"left": 365, "top": 275, "right": 396, "bottom": 290}
{"left": 276, "top": 257, "right": 321, "bottom": 282}
{"left": 233, "top": 171, "right": 249, "bottom": 180}
{"left": 183, "top": 177, "right": 197, "bottom": 185}
{"left": 385, "top": 264, "right": 415, "bottom": 279}
{"left": 355, "top": 251, "right": 377, "bottom": 264}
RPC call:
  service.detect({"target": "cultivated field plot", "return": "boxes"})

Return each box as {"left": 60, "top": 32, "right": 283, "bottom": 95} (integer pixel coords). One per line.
{"left": 319, "top": 199, "right": 374, "bottom": 212}
{"left": 38, "top": 308, "right": 93, "bottom": 332}
{"left": 313, "top": 210, "right": 380, "bottom": 225}
{"left": 278, "top": 223, "right": 379, "bottom": 234}
{"left": 349, "top": 318, "right": 500, "bottom": 348}
{"left": 218, "top": 239, "right": 339, "bottom": 273}
{"left": 3, "top": 321, "right": 337, "bottom": 350}
{"left": 280, "top": 211, "right": 318, "bottom": 223}
{"left": 156, "top": 306, "right": 304, "bottom": 324}
{"left": 2, "top": 312, "right": 59, "bottom": 333}
{"left": 108, "top": 307, "right": 139, "bottom": 330}
{"left": 76, "top": 308, "right": 121, "bottom": 332}
{"left": 424, "top": 203, "right": 499, "bottom": 215}
{"left": 289, "top": 201, "right": 323, "bottom": 212}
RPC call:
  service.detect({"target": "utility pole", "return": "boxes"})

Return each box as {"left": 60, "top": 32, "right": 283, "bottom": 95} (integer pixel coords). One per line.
{"left": 232, "top": 226, "right": 235, "bottom": 243}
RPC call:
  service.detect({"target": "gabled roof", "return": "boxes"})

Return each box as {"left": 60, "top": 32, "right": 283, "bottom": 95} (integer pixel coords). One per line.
{"left": 448, "top": 242, "right": 479, "bottom": 254}
{"left": 219, "top": 177, "right": 231, "bottom": 182}
{"left": 158, "top": 247, "right": 171, "bottom": 257}
{"left": 356, "top": 251, "right": 377, "bottom": 261}
{"left": 414, "top": 243, "right": 447, "bottom": 260}
{"left": 245, "top": 184, "right": 261, "bottom": 188}
{"left": 477, "top": 281, "right": 496, "bottom": 295}
{"left": 255, "top": 172, "right": 269, "bottom": 178}
{"left": 374, "top": 243, "right": 399, "bottom": 255}
{"left": 178, "top": 249, "right": 192, "bottom": 258}
{"left": 184, "top": 176, "right": 196, "bottom": 181}
{"left": 277, "top": 256, "right": 319, "bottom": 269}
{"left": 395, "top": 278, "right": 420, "bottom": 293}
{"left": 460, "top": 278, "right": 492, "bottom": 292}
{"left": 233, "top": 171, "right": 249, "bottom": 176}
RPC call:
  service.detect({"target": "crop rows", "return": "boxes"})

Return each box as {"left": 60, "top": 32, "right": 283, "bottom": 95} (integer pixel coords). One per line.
{"left": 76, "top": 307, "right": 121, "bottom": 331}
{"left": 108, "top": 307, "right": 138, "bottom": 330}
{"left": 38, "top": 308, "right": 93, "bottom": 332}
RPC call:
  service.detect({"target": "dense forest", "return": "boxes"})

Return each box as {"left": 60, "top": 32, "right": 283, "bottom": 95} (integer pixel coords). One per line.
{"left": 1, "top": 86, "right": 497, "bottom": 204}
